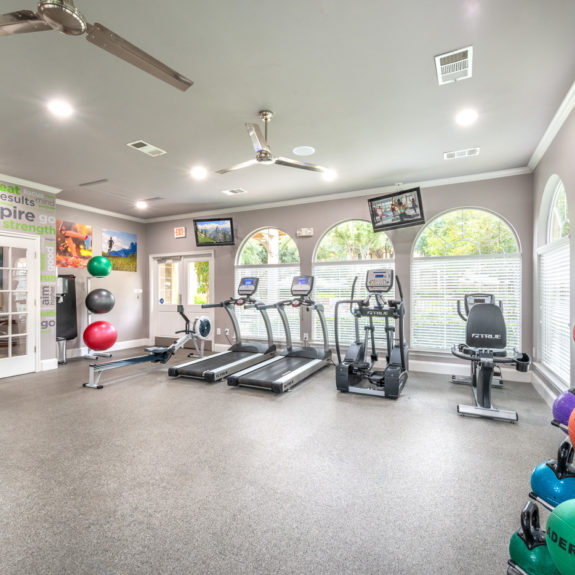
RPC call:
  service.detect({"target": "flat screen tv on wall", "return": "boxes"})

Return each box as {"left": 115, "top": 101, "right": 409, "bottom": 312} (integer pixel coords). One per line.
{"left": 193, "top": 218, "right": 235, "bottom": 246}
{"left": 368, "top": 187, "right": 425, "bottom": 232}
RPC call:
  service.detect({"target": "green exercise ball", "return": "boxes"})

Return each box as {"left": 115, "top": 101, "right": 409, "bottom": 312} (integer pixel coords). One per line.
{"left": 509, "top": 532, "right": 560, "bottom": 575}
{"left": 546, "top": 499, "right": 575, "bottom": 575}
{"left": 87, "top": 256, "right": 112, "bottom": 277}
{"left": 509, "top": 501, "right": 560, "bottom": 575}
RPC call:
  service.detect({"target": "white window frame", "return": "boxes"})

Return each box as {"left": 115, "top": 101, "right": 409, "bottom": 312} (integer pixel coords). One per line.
{"left": 311, "top": 219, "right": 395, "bottom": 346}
{"left": 410, "top": 208, "right": 522, "bottom": 354}
{"left": 234, "top": 228, "right": 300, "bottom": 343}
{"left": 537, "top": 179, "right": 570, "bottom": 389}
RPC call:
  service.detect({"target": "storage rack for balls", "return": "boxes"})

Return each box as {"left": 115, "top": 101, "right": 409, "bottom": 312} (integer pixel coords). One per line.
{"left": 82, "top": 256, "right": 116, "bottom": 360}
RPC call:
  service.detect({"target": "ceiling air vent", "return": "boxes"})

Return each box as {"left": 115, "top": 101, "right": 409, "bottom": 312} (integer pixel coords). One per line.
{"left": 78, "top": 178, "right": 109, "bottom": 187}
{"left": 435, "top": 46, "right": 473, "bottom": 85}
{"left": 222, "top": 188, "right": 248, "bottom": 196}
{"left": 444, "top": 147, "right": 480, "bottom": 160}
{"left": 127, "top": 140, "right": 167, "bottom": 157}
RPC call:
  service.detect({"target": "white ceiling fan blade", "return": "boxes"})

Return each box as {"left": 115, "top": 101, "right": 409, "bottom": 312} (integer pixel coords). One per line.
{"left": 246, "top": 123, "right": 267, "bottom": 152}
{"left": 0, "top": 10, "right": 51, "bottom": 35}
{"left": 275, "top": 157, "right": 327, "bottom": 173}
{"left": 85, "top": 22, "right": 193, "bottom": 92}
{"left": 215, "top": 159, "right": 259, "bottom": 175}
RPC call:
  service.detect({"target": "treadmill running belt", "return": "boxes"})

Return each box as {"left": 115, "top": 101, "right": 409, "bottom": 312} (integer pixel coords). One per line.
{"left": 174, "top": 351, "right": 256, "bottom": 377}
{"left": 234, "top": 356, "right": 311, "bottom": 387}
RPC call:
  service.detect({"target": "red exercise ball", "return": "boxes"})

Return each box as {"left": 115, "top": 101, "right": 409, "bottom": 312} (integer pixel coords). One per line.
{"left": 83, "top": 321, "right": 117, "bottom": 351}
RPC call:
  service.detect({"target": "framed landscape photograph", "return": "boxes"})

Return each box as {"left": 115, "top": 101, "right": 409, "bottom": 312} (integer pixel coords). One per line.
{"left": 368, "top": 187, "right": 425, "bottom": 232}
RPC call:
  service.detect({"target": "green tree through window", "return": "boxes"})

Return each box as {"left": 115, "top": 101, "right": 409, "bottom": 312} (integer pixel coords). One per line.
{"left": 316, "top": 220, "right": 394, "bottom": 261}
{"left": 414, "top": 209, "right": 519, "bottom": 256}
{"left": 238, "top": 228, "right": 299, "bottom": 265}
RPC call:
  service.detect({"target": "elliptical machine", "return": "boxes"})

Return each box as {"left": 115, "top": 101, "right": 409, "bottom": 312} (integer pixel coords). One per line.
{"left": 335, "top": 269, "right": 408, "bottom": 399}
{"left": 451, "top": 300, "right": 531, "bottom": 422}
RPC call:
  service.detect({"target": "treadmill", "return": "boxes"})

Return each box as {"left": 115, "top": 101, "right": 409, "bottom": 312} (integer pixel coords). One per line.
{"left": 168, "top": 277, "right": 276, "bottom": 382}
{"left": 227, "top": 275, "right": 332, "bottom": 393}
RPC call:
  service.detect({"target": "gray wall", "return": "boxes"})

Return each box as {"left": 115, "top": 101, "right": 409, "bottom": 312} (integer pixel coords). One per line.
{"left": 56, "top": 205, "right": 148, "bottom": 352}
{"left": 146, "top": 173, "right": 534, "bottom": 357}
{"left": 533, "top": 105, "right": 575, "bottom": 385}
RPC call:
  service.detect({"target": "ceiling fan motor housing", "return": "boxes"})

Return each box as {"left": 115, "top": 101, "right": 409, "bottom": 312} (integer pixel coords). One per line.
{"left": 38, "top": 0, "right": 87, "bottom": 35}
{"left": 256, "top": 149, "right": 274, "bottom": 164}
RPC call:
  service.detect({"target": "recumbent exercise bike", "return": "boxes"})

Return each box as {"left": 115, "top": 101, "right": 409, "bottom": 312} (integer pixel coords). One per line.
{"left": 451, "top": 296, "right": 530, "bottom": 422}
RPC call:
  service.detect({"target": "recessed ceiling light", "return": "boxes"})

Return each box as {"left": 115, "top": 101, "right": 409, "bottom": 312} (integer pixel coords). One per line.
{"left": 135, "top": 200, "right": 148, "bottom": 209}
{"left": 47, "top": 99, "right": 74, "bottom": 118}
{"left": 321, "top": 169, "right": 337, "bottom": 182}
{"left": 190, "top": 166, "right": 208, "bottom": 180}
{"left": 222, "top": 188, "right": 248, "bottom": 196}
{"left": 455, "top": 108, "right": 478, "bottom": 126}
{"left": 293, "top": 146, "right": 315, "bottom": 157}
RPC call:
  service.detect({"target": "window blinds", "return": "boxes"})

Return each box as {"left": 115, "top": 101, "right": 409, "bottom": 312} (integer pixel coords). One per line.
{"left": 410, "top": 254, "right": 522, "bottom": 353}
{"left": 311, "top": 261, "right": 396, "bottom": 344}
{"left": 538, "top": 238, "right": 570, "bottom": 386}
{"left": 235, "top": 265, "right": 301, "bottom": 342}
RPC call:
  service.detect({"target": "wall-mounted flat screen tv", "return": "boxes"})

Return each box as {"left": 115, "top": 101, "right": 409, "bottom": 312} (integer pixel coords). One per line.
{"left": 193, "top": 218, "right": 235, "bottom": 246}
{"left": 368, "top": 187, "right": 425, "bottom": 232}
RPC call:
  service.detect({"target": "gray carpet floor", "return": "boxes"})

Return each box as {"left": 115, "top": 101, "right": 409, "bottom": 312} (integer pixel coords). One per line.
{"left": 0, "top": 350, "right": 562, "bottom": 575}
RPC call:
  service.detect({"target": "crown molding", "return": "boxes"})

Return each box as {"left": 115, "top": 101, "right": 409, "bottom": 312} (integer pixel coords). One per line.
{"left": 528, "top": 79, "right": 575, "bottom": 170}
{"left": 0, "top": 172, "right": 61, "bottom": 194}
{"left": 56, "top": 199, "right": 146, "bottom": 223}
{"left": 144, "top": 166, "right": 532, "bottom": 223}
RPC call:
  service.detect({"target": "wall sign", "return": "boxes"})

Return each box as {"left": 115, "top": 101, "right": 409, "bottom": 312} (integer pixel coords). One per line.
{"left": 174, "top": 226, "right": 186, "bottom": 239}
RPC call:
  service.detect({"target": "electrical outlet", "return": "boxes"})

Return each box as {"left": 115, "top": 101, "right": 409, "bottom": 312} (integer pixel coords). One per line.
{"left": 303, "top": 333, "right": 309, "bottom": 342}
{"left": 216, "top": 328, "right": 221, "bottom": 336}
{"left": 224, "top": 328, "right": 230, "bottom": 336}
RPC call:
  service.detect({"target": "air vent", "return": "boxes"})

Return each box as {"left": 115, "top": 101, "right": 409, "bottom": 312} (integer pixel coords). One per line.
{"left": 435, "top": 46, "right": 473, "bottom": 85}
{"left": 127, "top": 140, "right": 167, "bottom": 157}
{"left": 222, "top": 188, "right": 248, "bottom": 196}
{"left": 444, "top": 147, "right": 480, "bottom": 160}
{"left": 143, "top": 196, "right": 164, "bottom": 202}
{"left": 79, "top": 178, "right": 109, "bottom": 187}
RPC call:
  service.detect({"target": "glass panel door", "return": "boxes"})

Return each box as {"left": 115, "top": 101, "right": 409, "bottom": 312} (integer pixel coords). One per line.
{"left": 151, "top": 255, "right": 214, "bottom": 347}
{"left": 0, "top": 234, "right": 38, "bottom": 378}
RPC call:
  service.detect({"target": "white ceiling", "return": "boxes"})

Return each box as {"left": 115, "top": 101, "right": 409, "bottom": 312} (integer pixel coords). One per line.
{"left": 1, "top": 0, "right": 574, "bottom": 219}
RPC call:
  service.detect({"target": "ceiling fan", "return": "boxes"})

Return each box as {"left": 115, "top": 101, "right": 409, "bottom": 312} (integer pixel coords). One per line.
{"left": 216, "top": 110, "right": 335, "bottom": 178}
{"left": 0, "top": 0, "right": 192, "bottom": 91}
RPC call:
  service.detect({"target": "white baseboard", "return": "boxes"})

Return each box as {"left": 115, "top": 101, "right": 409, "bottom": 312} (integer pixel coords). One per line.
{"left": 409, "top": 359, "right": 532, "bottom": 383}
{"left": 531, "top": 370, "right": 557, "bottom": 408}
{"left": 41, "top": 358, "right": 58, "bottom": 371}
{"left": 214, "top": 343, "right": 229, "bottom": 353}
{"left": 65, "top": 338, "right": 153, "bottom": 359}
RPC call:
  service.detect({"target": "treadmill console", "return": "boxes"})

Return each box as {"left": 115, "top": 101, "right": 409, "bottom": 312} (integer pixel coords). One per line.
{"left": 237, "top": 277, "right": 259, "bottom": 297}
{"left": 365, "top": 269, "right": 394, "bottom": 293}
{"left": 464, "top": 293, "right": 495, "bottom": 314}
{"left": 291, "top": 275, "right": 314, "bottom": 297}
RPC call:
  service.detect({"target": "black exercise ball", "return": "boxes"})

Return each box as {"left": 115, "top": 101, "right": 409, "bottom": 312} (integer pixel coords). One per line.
{"left": 85, "top": 288, "right": 115, "bottom": 314}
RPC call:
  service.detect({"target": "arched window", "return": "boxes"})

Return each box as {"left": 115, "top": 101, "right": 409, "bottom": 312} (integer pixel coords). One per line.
{"left": 235, "top": 228, "right": 300, "bottom": 341}
{"left": 538, "top": 178, "right": 570, "bottom": 386}
{"left": 312, "top": 220, "right": 394, "bottom": 343}
{"left": 411, "top": 208, "right": 521, "bottom": 352}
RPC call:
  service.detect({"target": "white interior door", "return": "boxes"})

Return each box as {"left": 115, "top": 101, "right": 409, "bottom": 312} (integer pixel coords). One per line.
{"left": 0, "top": 233, "right": 39, "bottom": 378}
{"left": 151, "top": 254, "right": 214, "bottom": 345}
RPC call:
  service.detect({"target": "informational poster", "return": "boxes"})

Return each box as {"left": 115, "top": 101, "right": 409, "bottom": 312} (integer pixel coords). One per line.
{"left": 56, "top": 220, "right": 92, "bottom": 268}
{"left": 101, "top": 229, "right": 137, "bottom": 272}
